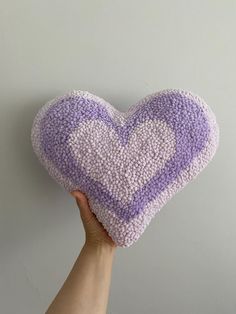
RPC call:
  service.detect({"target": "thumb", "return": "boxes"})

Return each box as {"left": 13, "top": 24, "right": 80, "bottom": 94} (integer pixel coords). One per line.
{"left": 70, "top": 190, "right": 94, "bottom": 222}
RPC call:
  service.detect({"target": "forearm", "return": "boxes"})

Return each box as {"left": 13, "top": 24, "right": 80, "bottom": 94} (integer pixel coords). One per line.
{"left": 46, "top": 242, "right": 116, "bottom": 314}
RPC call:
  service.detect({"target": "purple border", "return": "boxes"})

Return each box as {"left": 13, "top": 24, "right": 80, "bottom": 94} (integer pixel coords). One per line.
{"left": 40, "top": 90, "right": 210, "bottom": 222}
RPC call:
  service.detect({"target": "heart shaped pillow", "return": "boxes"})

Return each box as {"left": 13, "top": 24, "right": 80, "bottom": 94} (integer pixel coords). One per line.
{"left": 31, "top": 89, "right": 219, "bottom": 247}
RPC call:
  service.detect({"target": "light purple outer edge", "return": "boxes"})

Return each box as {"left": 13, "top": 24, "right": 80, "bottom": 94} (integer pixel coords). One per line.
{"left": 31, "top": 89, "right": 219, "bottom": 247}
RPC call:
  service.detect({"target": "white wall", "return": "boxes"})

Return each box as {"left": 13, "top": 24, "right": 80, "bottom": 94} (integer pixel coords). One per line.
{"left": 1, "top": 1, "right": 236, "bottom": 313}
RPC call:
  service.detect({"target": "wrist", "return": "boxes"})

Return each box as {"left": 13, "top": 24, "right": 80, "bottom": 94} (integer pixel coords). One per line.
{"left": 84, "top": 240, "right": 116, "bottom": 255}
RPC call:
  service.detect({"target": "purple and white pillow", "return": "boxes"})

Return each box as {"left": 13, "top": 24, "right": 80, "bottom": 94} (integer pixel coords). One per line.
{"left": 31, "top": 89, "right": 219, "bottom": 247}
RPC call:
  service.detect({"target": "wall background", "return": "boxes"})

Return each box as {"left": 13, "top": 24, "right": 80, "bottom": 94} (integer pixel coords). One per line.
{"left": 1, "top": 1, "right": 236, "bottom": 313}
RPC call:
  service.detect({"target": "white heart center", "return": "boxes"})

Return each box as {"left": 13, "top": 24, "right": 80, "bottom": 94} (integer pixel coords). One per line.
{"left": 68, "top": 119, "right": 176, "bottom": 205}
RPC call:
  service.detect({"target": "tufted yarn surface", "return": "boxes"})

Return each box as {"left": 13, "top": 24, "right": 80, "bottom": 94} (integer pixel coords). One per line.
{"left": 31, "top": 89, "right": 219, "bottom": 247}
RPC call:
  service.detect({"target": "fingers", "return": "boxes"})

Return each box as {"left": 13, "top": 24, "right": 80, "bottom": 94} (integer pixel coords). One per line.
{"left": 70, "top": 190, "right": 94, "bottom": 222}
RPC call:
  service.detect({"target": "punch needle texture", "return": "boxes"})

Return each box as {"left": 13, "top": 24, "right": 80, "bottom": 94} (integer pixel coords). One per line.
{"left": 31, "top": 89, "right": 219, "bottom": 247}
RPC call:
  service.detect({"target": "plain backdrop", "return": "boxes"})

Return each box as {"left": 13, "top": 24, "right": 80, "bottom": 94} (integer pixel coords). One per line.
{"left": 1, "top": 1, "right": 236, "bottom": 313}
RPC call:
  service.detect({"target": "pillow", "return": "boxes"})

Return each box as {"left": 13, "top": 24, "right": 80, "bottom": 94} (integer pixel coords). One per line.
{"left": 31, "top": 89, "right": 219, "bottom": 247}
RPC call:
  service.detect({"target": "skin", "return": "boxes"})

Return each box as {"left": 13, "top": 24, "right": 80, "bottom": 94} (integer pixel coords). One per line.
{"left": 45, "top": 190, "right": 117, "bottom": 314}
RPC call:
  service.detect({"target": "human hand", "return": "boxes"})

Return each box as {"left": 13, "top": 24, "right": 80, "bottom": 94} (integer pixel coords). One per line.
{"left": 46, "top": 190, "right": 116, "bottom": 314}
{"left": 70, "top": 190, "right": 117, "bottom": 249}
